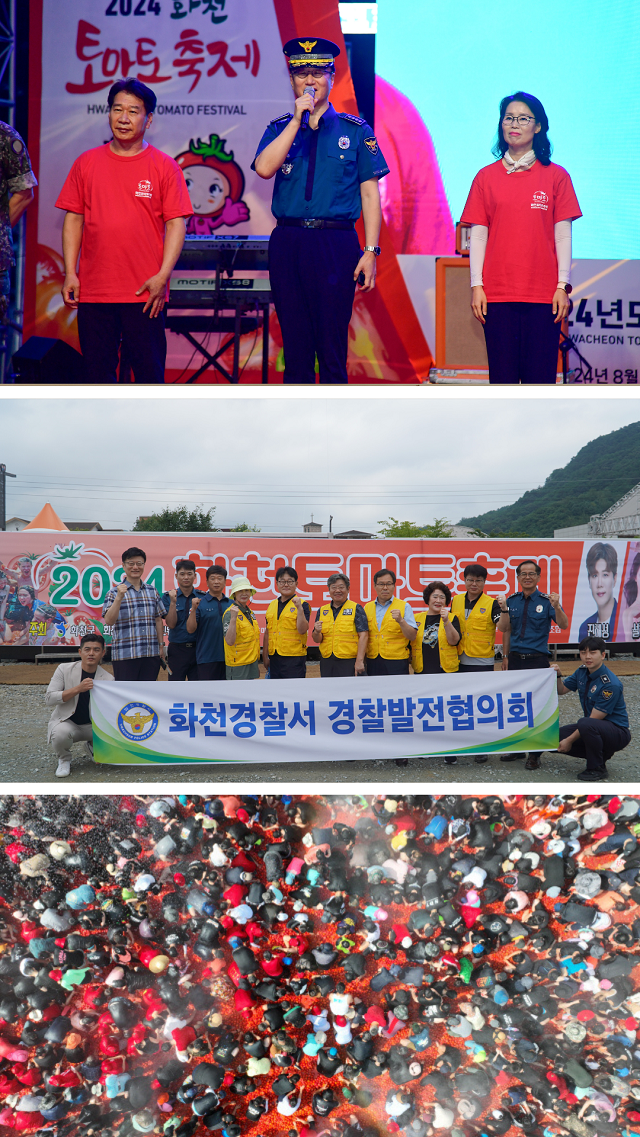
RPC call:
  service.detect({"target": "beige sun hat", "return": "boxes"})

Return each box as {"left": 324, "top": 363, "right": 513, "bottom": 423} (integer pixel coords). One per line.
{"left": 229, "top": 575, "right": 256, "bottom": 598}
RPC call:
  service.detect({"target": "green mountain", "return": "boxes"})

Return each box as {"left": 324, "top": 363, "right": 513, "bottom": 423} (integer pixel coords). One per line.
{"left": 460, "top": 420, "right": 640, "bottom": 537}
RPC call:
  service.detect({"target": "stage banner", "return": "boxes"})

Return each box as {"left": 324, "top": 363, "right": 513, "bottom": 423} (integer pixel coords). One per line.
{"left": 90, "top": 669, "right": 559, "bottom": 765}
{"left": 0, "top": 532, "right": 618, "bottom": 649}
{"left": 26, "top": 0, "right": 432, "bottom": 382}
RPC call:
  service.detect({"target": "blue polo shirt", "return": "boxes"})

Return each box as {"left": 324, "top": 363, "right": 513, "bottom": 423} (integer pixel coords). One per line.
{"left": 161, "top": 588, "right": 205, "bottom": 645}
{"left": 252, "top": 103, "right": 389, "bottom": 221}
{"left": 506, "top": 589, "right": 556, "bottom": 655}
{"left": 194, "top": 593, "right": 231, "bottom": 664}
{"left": 563, "top": 663, "right": 630, "bottom": 729}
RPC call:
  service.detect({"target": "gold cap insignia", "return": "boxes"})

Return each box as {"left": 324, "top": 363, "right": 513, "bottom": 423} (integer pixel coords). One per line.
{"left": 299, "top": 40, "right": 318, "bottom": 52}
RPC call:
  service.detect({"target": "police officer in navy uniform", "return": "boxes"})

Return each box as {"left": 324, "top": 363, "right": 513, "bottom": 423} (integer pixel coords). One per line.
{"left": 497, "top": 558, "right": 569, "bottom": 771}
{"left": 161, "top": 559, "right": 205, "bottom": 682}
{"left": 253, "top": 38, "right": 389, "bottom": 384}
{"left": 553, "top": 635, "right": 631, "bottom": 782}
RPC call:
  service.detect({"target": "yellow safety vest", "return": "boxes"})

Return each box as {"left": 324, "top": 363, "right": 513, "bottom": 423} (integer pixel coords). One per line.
{"left": 365, "top": 597, "right": 410, "bottom": 660}
{"left": 411, "top": 611, "right": 460, "bottom": 674}
{"left": 451, "top": 592, "right": 496, "bottom": 659}
{"left": 224, "top": 607, "right": 261, "bottom": 667}
{"left": 266, "top": 596, "right": 308, "bottom": 657}
{"left": 317, "top": 601, "right": 361, "bottom": 659}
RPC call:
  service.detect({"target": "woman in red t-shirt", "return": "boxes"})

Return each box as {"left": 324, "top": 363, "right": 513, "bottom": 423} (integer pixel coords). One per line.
{"left": 460, "top": 91, "right": 582, "bottom": 383}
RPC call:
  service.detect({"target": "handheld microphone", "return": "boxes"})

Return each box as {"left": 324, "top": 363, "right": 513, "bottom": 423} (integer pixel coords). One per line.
{"left": 301, "top": 85, "right": 315, "bottom": 128}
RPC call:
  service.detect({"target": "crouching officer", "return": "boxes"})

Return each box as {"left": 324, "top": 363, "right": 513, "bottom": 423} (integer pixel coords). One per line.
{"left": 264, "top": 565, "right": 310, "bottom": 679}
{"left": 312, "top": 572, "right": 368, "bottom": 677}
{"left": 553, "top": 635, "right": 631, "bottom": 782}
{"left": 252, "top": 38, "right": 389, "bottom": 384}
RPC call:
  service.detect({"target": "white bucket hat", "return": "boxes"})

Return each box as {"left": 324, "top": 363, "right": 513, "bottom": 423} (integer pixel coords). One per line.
{"left": 229, "top": 575, "right": 256, "bottom": 598}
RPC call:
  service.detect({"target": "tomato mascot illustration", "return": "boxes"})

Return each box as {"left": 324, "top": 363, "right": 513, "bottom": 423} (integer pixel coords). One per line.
{"left": 175, "top": 134, "right": 250, "bottom": 235}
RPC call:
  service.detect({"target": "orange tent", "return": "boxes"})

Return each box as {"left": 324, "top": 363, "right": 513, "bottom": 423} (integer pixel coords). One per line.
{"left": 22, "top": 503, "right": 69, "bottom": 531}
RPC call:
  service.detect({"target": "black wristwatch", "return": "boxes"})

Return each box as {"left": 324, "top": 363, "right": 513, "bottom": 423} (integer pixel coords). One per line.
{"left": 557, "top": 283, "right": 572, "bottom": 294}
{"left": 363, "top": 246, "right": 381, "bottom": 256}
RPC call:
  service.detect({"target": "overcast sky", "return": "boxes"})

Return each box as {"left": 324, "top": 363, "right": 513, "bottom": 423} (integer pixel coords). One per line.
{"left": 2, "top": 398, "right": 638, "bottom": 533}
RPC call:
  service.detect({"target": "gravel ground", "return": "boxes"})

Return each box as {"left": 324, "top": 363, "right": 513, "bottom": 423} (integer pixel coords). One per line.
{"left": 2, "top": 678, "right": 640, "bottom": 784}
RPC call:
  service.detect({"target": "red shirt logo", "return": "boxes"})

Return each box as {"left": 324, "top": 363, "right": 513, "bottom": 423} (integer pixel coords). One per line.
{"left": 135, "top": 179, "right": 153, "bottom": 199}
{"left": 531, "top": 190, "right": 548, "bottom": 210}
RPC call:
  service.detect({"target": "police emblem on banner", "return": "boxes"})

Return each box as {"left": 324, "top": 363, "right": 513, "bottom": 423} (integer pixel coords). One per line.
{"left": 364, "top": 136, "right": 379, "bottom": 155}
{"left": 118, "top": 702, "right": 159, "bottom": 742}
{"left": 338, "top": 136, "right": 350, "bottom": 150}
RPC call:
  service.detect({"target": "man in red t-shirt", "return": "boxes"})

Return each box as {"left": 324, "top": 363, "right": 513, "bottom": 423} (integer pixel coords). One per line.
{"left": 56, "top": 78, "right": 193, "bottom": 384}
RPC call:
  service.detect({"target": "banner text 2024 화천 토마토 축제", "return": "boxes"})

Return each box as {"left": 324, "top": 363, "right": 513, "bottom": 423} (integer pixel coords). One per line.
{"left": 89, "top": 668, "right": 559, "bottom": 765}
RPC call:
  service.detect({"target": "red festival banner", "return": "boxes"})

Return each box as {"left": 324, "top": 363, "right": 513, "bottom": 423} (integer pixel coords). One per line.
{"left": 24, "top": 0, "right": 433, "bottom": 382}
{"left": 0, "top": 533, "right": 635, "bottom": 650}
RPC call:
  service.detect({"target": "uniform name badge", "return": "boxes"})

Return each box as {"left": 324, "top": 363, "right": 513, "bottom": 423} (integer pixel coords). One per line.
{"left": 338, "top": 136, "right": 350, "bottom": 150}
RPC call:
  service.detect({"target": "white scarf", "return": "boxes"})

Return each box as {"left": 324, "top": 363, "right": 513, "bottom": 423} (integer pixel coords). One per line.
{"left": 503, "top": 148, "right": 536, "bottom": 174}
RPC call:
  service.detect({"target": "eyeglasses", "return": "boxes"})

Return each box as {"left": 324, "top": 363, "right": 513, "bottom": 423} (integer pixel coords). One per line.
{"left": 279, "top": 578, "right": 296, "bottom": 585}
{"left": 295, "top": 68, "right": 331, "bottom": 79}
{"left": 503, "top": 115, "right": 534, "bottom": 127}
{"left": 124, "top": 561, "right": 145, "bottom": 569}
{"left": 518, "top": 572, "right": 539, "bottom": 579}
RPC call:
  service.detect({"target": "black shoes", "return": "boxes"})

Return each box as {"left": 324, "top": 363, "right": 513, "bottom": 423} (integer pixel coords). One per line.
{"left": 444, "top": 755, "right": 458, "bottom": 765}
{"left": 577, "top": 767, "right": 608, "bottom": 781}
{"left": 525, "top": 753, "right": 541, "bottom": 770}
{"left": 499, "top": 753, "right": 523, "bottom": 762}
{"left": 474, "top": 755, "right": 488, "bottom": 764}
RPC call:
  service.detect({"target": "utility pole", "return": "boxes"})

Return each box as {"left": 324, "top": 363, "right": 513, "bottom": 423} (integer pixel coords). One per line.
{"left": 0, "top": 463, "right": 16, "bottom": 530}
{"left": 329, "top": 515, "right": 333, "bottom": 533}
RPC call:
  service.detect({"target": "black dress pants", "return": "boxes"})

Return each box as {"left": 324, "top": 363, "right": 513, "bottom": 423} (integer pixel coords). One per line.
{"left": 559, "top": 719, "right": 631, "bottom": 772}
{"left": 197, "top": 661, "right": 226, "bottom": 681}
{"left": 77, "top": 302, "right": 167, "bottom": 383}
{"left": 366, "top": 657, "right": 410, "bottom": 676}
{"left": 268, "top": 653, "right": 306, "bottom": 679}
{"left": 484, "top": 302, "right": 561, "bottom": 384}
{"left": 167, "top": 642, "right": 198, "bottom": 682}
{"left": 269, "top": 226, "right": 360, "bottom": 384}
{"left": 319, "top": 654, "right": 362, "bottom": 678}
{"left": 112, "top": 656, "right": 162, "bottom": 681}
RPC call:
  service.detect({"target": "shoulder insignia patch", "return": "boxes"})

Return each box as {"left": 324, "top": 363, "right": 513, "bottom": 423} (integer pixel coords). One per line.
{"left": 602, "top": 689, "right": 613, "bottom": 698}
{"left": 338, "top": 112, "right": 366, "bottom": 125}
{"left": 601, "top": 674, "right": 610, "bottom": 682}
{"left": 364, "top": 135, "right": 379, "bottom": 155}
{"left": 270, "top": 112, "right": 293, "bottom": 124}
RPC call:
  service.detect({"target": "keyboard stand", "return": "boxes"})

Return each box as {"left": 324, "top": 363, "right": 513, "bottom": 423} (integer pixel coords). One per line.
{"left": 166, "top": 296, "right": 271, "bottom": 384}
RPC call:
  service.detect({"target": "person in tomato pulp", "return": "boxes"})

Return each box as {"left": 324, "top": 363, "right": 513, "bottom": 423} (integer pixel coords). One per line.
{"left": 460, "top": 91, "right": 582, "bottom": 384}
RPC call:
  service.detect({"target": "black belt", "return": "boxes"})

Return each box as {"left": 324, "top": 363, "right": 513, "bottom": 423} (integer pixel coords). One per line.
{"left": 276, "top": 218, "right": 355, "bottom": 230}
{"left": 511, "top": 651, "right": 547, "bottom": 658}
{"left": 173, "top": 641, "right": 196, "bottom": 649}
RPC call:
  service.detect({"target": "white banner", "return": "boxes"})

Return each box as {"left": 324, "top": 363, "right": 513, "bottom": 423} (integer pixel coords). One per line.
{"left": 91, "top": 669, "right": 559, "bottom": 765}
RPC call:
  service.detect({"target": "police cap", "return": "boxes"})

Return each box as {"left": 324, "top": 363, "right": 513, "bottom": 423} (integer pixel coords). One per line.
{"left": 283, "top": 38, "right": 340, "bottom": 70}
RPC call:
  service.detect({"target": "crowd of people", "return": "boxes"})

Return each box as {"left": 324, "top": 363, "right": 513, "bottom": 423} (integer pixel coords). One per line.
{"left": 1, "top": 792, "right": 640, "bottom": 1137}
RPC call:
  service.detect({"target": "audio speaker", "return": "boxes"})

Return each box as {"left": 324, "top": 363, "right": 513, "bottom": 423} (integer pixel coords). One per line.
{"left": 435, "top": 258, "right": 488, "bottom": 371}
{"left": 12, "top": 336, "right": 86, "bottom": 383}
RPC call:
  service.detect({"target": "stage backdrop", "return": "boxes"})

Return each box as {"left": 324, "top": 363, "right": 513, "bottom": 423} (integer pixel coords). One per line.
{"left": 25, "top": 0, "right": 432, "bottom": 382}
{"left": 91, "top": 669, "right": 559, "bottom": 764}
{"left": 2, "top": 533, "right": 640, "bottom": 649}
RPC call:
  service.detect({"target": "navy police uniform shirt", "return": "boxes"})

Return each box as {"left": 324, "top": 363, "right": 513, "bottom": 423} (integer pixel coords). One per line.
{"left": 194, "top": 593, "right": 232, "bottom": 665}
{"left": 563, "top": 663, "right": 630, "bottom": 729}
{"left": 252, "top": 104, "right": 389, "bottom": 220}
{"left": 506, "top": 589, "right": 556, "bottom": 655}
{"left": 161, "top": 588, "right": 205, "bottom": 645}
